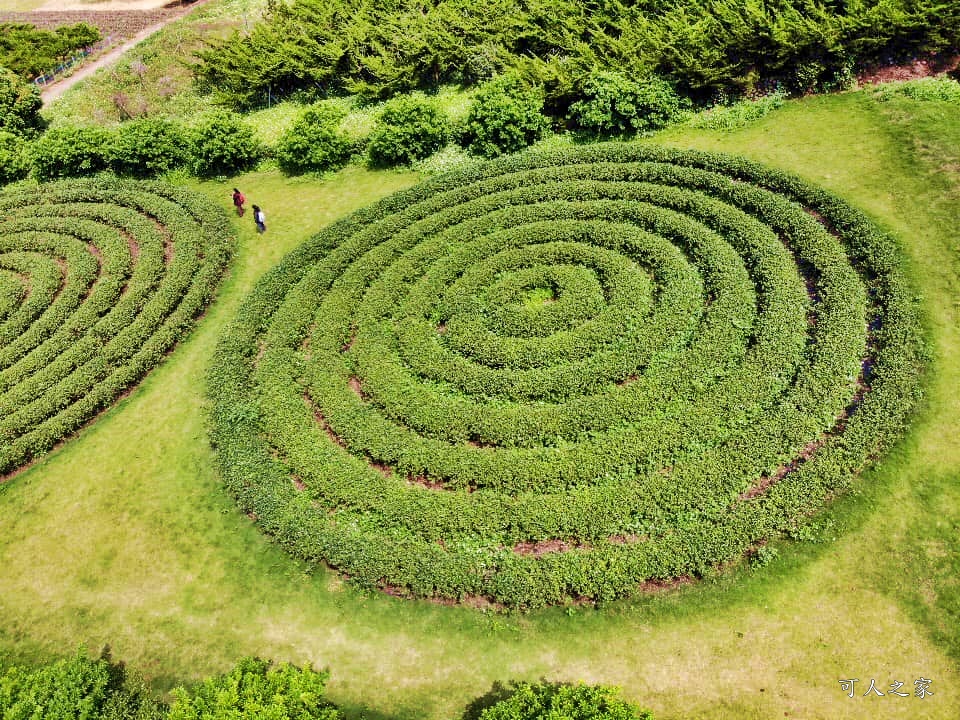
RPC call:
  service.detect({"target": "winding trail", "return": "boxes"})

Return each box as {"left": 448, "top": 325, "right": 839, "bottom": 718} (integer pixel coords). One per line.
{"left": 38, "top": 0, "right": 210, "bottom": 105}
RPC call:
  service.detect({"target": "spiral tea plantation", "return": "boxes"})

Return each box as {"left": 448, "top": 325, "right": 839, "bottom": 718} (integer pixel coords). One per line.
{"left": 0, "top": 178, "right": 232, "bottom": 477}
{"left": 210, "top": 144, "right": 924, "bottom": 608}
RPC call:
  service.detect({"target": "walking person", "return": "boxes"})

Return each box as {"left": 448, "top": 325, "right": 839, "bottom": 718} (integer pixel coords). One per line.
{"left": 252, "top": 204, "right": 266, "bottom": 234}
{"left": 232, "top": 188, "right": 245, "bottom": 216}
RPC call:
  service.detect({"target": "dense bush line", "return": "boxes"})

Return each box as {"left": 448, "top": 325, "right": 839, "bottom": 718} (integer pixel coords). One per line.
{"left": 208, "top": 144, "right": 924, "bottom": 608}
{"left": 0, "top": 22, "right": 99, "bottom": 80}
{"left": 0, "top": 650, "right": 655, "bottom": 720}
{"left": 0, "top": 111, "right": 263, "bottom": 185}
{"left": 0, "top": 66, "right": 42, "bottom": 138}
{"left": 0, "top": 177, "right": 233, "bottom": 477}
{"left": 193, "top": 0, "right": 960, "bottom": 110}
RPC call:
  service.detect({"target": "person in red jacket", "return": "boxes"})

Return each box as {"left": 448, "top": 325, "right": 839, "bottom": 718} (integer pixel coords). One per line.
{"left": 231, "top": 188, "right": 245, "bottom": 216}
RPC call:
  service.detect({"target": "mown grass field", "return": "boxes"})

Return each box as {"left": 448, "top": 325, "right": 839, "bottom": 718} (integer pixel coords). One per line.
{"left": 1, "top": 89, "right": 958, "bottom": 720}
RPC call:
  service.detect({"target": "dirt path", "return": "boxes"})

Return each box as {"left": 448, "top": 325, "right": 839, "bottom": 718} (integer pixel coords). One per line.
{"left": 38, "top": 0, "right": 209, "bottom": 105}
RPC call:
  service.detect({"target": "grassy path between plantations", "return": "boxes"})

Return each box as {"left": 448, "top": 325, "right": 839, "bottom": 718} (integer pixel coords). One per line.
{"left": 1, "top": 92, "right": 959, "bottom": 720}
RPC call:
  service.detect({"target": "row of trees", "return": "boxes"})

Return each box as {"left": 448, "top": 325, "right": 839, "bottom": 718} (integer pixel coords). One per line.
{"left": 0, "top": 22, "right": 100, "bottom": 80}
{"left": 0, "top": 649, "right": 654, "bottom": 720}
{"left": 0, "top": 112, "right": 261, "bottom": 184}
{"left": 0, "top": 71, "right": 688, "bottom": 186}
{"left": 193, "top": 0, "right": 960, "bottom": 111}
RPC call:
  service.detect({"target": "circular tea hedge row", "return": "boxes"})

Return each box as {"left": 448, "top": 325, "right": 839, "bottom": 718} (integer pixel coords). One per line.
{"left": 0, "top": 177, "right": 232, "bottom": 477}
{"left": 210, "top": 144, "right": 924, "bottom": 608}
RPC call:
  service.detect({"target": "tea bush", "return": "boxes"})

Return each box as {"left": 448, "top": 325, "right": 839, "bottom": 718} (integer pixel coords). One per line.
{"left": 368, "top": 95, "right": 450, "bottom": 167}
{"left": 189, "top": 111, "right": 261, "bottom": 178}
{"left": 0, "top": 178, "right": 232, "bottom": 476}
{"left": 30, "top": 125, "right": 113, "bottom": 180}
{"left": 275, "top": 103, "right": 352, "bottom": 174}
{"left": 569, "top": 72, "right": 685, "bottom": 135}
{"left": 209, "top": 144, "right": 924, "bottom": 608}
{"left": 462, "top": 75, "right": 549, "bottom": 157}
{"left": 109, "top": 117, "right": 189, "bottom": 177}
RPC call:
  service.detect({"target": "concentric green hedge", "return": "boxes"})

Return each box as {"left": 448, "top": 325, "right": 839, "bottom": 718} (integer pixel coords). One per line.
{"left": 210, "top": 144, "right": 924, "bottom": 608}
{"left": 0, "top": 178, "right": 233, "bottom": 477}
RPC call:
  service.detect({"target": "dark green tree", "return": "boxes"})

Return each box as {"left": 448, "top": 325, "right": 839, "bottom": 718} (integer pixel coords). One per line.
{"left": 462, "top": 75, "right": 548, "bottom": 158}
{"left": 109, "top": 117, "right": 189, "bottom": 177}
{"left": 368, "top": 95, "right": 450, "bottom": 166}
{"left": 275, "top": 103, "right": 352, "bottom": 174}
{"left": 0, "top": 65, "right": 43, "bottom": 136}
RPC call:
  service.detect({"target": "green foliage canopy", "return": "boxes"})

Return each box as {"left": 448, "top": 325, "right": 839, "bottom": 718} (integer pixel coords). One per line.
{"left": 0, "top": 130, "right": 30, "bottom": 186}
{"left": 462, "top": 75, "right": 549, "bottom": 157}
{"left": 0, "top": 647, "right": 164, "bottom": 720}
{"left": 109, "top": 117, "right": 189, "bottom": 177}
{"left": 30, "top": 125, "right": 113, "bottom": 180}
{"left": 0, "top": 22, "right": 100, "bottom": 80}
{"left": 169, "top": 658, "right": 341, "bottom": 720}
{"left": 368, "top": 95, "right": 450, "bottom": 166}
{"left": 0, "top": 66, "right": 43, "bottom": 137}
{"left": 478, "top": 682, "right": 653, "bottom": 720}
{"left": 189, "top": 111, "right": 261, "bottom": 178}
{"left": 568, "top": 72, "right": 686, "bottom": 135}
{"left": 193, "top": 0, "right": 960, "bottom": 110}
{"left": 275, "top": 103, "right": 352, "bottom": 174}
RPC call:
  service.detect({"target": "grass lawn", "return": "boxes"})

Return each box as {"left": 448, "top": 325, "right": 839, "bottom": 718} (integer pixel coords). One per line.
{"left": 1, "top": 90, "right": 959, "bottom": 719}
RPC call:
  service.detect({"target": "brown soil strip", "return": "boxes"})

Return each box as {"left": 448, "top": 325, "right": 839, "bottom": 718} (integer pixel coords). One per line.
{"left": 340, "top": 328, "right": 356, "bottom": 352}
{"left": 513, "top": 539, "right": 582, "bottom": 556}
{"left": 347, "top": 375, "right": 365, "bottom": 399}
{"left": 607, "top": 533, "right": 644, "bottom": 545}
{"left": 303, "top": 393, "right": 347, "bottom": 449}
{"left": 857, "top": 54, "right": 960, "bottom": 86}
{"left": 638, "top": 575, "right": 695, "bottom": 593}
{"left": 406, "top": 473, "right": 445, "bottom": 490}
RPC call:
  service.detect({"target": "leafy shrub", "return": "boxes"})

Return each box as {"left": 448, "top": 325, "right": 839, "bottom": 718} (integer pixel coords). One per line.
{"left": 462, "top": 75, "right": 549, "bottom": 157}
{"left": 688, "top": 91, "right": 786, "bottom": 131}
{"left": 569, "top": 72, "right": 685, "bottom": 135}
{"left": 0, "top": 65, "right": 43, "bottom": 137}
{"left": 368, "top": 95, "right": 450, "bottom": 166}
{"left": 169, "top": 658, "right": 342, "bottom": 720}
{"left": 0, "top": 130, "right": 30, "bottom": 185}
{"left": 109, "top": 117, "right": 189, "bottom": 177}
{"left": 0, "top": 647, "right": 165, "bottom": 720}
{"left": 0, "top": 22, "right": 100, "bottom": 80}
{"left": 30, "top": 125, "right": 114, "bottom": 179}
{"left": 275, "top": 103, "right": 352, "bottom": 174}
{"left": 750, "top": 544, "right": 780, "bottom": 568}
{"left": 188, "top": 111, "right": 261, "bottom": 178}
{"left": 477, "top": 682, "right": 654, "bottom": 720}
